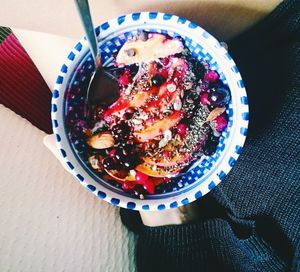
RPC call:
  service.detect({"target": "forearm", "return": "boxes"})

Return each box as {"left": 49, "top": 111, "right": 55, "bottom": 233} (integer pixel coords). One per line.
{"left": 1, "top": 0, "right": 280, "bottom": 40}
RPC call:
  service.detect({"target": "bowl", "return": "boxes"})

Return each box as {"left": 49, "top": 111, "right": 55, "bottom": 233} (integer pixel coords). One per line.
{"left": 51, "top": 12, "right": 248, "bottom": 211}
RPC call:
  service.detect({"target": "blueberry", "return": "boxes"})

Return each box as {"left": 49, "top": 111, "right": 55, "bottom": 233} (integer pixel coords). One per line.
{"left": 103, "top": 157, "right": 117, "bottom": 170}
{"left": 122, "top": 155, "right": 139, "bottom": 169}
{"left": 151, "top": 74, "right": 165, "bottom": 87}
{"left": 115, "top": 149, "right": 124, "bottom": 161}
{"left": 208, "top": 87, "right": 231, "bottom": 107}
{"left": 203, "top": 133, "right": 219, "bottom": 156}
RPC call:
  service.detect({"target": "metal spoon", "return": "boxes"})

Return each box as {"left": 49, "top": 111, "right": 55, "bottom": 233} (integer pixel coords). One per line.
{"left": 74, "top": 0, "right": 119, "bottom": 117}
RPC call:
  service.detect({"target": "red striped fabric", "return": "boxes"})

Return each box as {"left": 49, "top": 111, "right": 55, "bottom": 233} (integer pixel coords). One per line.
{"left": 0, "top": 32, "right": 52, "bottom": 134}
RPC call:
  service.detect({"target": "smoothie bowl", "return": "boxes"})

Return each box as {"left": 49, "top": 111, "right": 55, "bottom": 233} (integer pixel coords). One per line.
{"left": 51, "top": 12, "right": 249, "bottom": 211}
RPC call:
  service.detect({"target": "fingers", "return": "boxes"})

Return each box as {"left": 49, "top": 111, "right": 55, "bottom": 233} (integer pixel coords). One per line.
{"left": 43, "top": 134, "right": 71, "bottom": 172}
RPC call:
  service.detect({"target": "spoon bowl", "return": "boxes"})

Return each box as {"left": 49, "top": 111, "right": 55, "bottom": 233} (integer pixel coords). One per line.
{"left": 75, "top": 0, "right": 119, "bottom": 117}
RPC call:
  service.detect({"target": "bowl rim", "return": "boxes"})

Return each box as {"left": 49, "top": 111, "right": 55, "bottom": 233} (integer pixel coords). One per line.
{"left": 51, "top": 11, "right": 249, "bottom": 211}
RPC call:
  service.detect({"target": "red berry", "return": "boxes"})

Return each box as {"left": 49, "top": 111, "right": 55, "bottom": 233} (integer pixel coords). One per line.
{"left": 215, "top": 114, "right": 228, "bottom": 131}
{"left": 163, "top": 177, "right": 171, "bottom": 182}
{"left": 135, "top": 171, "right": 149, "bottom": 184}
{"left": 109, "top": 149, "right": 117, "bottom": 157}
{"left": 160, "top": 69, "right": 169, "bottom": 79}
{"left": 122, "top": 181, "right": 135, "bottom": 191}
{"left": 205, "top": 70, "right": 219, "bottom": 83}
{"left": 162, "top": 150, "right": 170, "bottom": 158}
{"left": 177, "top": 123, "right": 187, "bottom": 136}
{"left": 143, "top": 179, "right": 155, "bottom": 194}
{"left": 173, "top": 70, "right": 183, "bottom": 80}
{"left": 118, "top": 70, "right": 131, "bottom": 86}
{"left": 200, "top": 92, "right": 210, "bottom": 105}
{"left": 160, "top": 57, "right": 170, "bottom": 66}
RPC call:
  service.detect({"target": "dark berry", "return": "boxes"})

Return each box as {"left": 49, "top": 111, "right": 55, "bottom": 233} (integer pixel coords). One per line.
{"left": 208, "top": 87, "right": 231, "bottom": 107}
{"left": 191, "top": 61, "right": 206, "bottom": 81}
{"left": 203, "top": 141, "right": 218, "bottom": 156}
{"left": 129, "top": 64, "right": 139, "bottom": 77}
{"left": 123, "top": 111, "right": 133, "bottom": 120}
{"left": 203, "top": 131, "right": 219, "bottom": 156}
{"left": 122, "top": 157, "right": 139, "bottom": 169}
{"left": 121, "top": 144, "right": 134, "bottom": 156}
{"left": 103, "top": 157, "right": 117, "bottom": 170}
{"left": 156, "top": 62, "right": 163, "bottom": 69}
{"left": 160, "top": 57, "right": 170, "bottom": 66}
{"left": 151, "top": 74, "right": 165, "bottom": 87}
{"left": 115, "top": 149, "right": 124, "bottom": 161}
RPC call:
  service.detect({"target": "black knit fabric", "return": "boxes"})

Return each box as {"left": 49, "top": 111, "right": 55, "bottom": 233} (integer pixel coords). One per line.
{"left": 120, "top": 1, "right": 300, "bottom": 271}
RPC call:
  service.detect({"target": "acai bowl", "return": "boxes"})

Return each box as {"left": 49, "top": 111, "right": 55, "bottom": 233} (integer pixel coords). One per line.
{"left": 51, "top": 12, "right": 249, "bottom": 211}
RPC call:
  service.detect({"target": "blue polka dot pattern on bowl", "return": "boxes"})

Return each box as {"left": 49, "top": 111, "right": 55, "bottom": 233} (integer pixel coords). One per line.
{"left": 51, "top": 12, "right": 249, "bottom": 211}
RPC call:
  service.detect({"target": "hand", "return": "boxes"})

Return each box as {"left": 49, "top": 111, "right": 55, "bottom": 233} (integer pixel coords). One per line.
{"left": 43, "top": 134, "right": 201, "bottom": 227}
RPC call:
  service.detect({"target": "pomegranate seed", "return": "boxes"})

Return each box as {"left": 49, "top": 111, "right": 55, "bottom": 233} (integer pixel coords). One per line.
{"left": 163, "top": 150, "right": 170, "bottom": 158}
{"left": 143, "top": 179, "right": 155, "bottom": 194}
{"left": 215, "top": 114, "right": 228, "bottom": 131}
{"left": 163, "top": 177, "right": 171, "bottom": 182}
{"left": 200, "top": 92, "right": 210, "bottom": 105}
{"left": 177, "top": 123, "right": 187, "bottom": 136}
{"left": 135, "top": 171, "right": 149, "bottom": 184}
{"left": 204, "top": 70, "right": 219, "bottom": 83}
{"left": 109, "top": 149, "right": 117, "bottom": 157}
{"left": 160, "top": 57, "right": 170, "bottom": 66}
{"left": 160, "top": 69, "right": 169, "bottom": 79}
{"left": 118, "top": 70, "right": 131, "bottom": 86}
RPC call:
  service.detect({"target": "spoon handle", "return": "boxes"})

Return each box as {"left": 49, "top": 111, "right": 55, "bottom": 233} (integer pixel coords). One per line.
{"left": 74, "top": 0, "right": 101, "bottom": 67}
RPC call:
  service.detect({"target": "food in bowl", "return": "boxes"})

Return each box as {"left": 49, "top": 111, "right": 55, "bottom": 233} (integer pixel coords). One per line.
{"left": 66, "top": 31, "right": 231, "bottom": 197}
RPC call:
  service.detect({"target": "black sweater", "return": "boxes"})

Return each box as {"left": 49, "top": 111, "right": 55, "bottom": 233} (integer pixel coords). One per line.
{"left": 120, "top": 1, "right": 300, "bottom": 271}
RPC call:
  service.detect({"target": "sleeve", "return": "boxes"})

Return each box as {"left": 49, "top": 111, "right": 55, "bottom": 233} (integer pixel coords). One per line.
{"left": 0, "top": 27, "right": 52, "bottom": 134}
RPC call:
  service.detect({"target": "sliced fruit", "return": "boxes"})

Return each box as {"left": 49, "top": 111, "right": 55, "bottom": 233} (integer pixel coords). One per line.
{"left": 135, "top": 163, "right": 179, "bottom": 178}
{"left": 145, "top": 83, "right": 180, "bottom": 114}
{"left": 87, "top": 132, "right": 114, "bottom": 149}
{"left": 104, "top": 86, "right": 159, "bottom": 122}
{"left": 104, "top": 168, "right": 135, "bottom": 183}
{"left": 142, "top": 153, "right": 190, "bottom": 167}
{"left": 134, "top": 110, "right": 183, "bottom": 142}
{"left": 116, "top": 33, "right": 184, "bottom": 65}
{"left": 206, "top": 107, "right": 226, "bottom": 122}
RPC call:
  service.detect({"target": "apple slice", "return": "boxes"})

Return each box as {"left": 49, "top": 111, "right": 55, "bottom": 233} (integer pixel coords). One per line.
{"left": 135, "top": 163, "right": 179, "bottom": 178}
{"left": 142, "top": 153, "right": 190, "bottom": 167}
{"left": 104, "top": 91, "right": 154, "bottom": 122}
{"left": 116, "top": 33, "right": 184, "bottom": 65}
{"left": 134, "top": 110, "right": 183, "bottom": 142}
